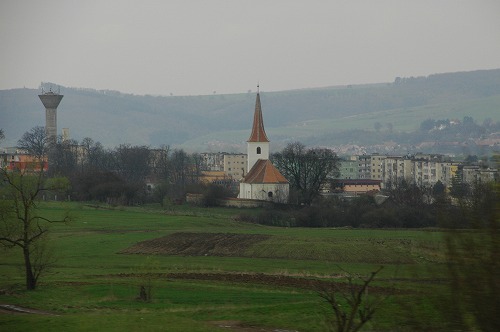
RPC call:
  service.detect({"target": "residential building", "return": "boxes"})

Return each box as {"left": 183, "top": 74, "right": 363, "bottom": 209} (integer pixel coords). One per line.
{"left": 224, "top": 154, "right": 247, "bottom": 180}
{"left": 200, "top": 152, "right": 224, "bottom": 171}
{"left": 358, "top": 154, "right": 385, "bottom": 180}
{"left": 0, "top": 147, "right": 47, "bottom": 172}
{"left": 338, "top": 157, "right": 359, "bottom": 179}
{"left": 382, "top": 156, "right": 413, "bottom": 188}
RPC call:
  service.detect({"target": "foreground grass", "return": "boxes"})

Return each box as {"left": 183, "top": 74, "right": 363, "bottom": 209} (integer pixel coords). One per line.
{"left": 0, "top": 202, "right": 452, "bottom": 331}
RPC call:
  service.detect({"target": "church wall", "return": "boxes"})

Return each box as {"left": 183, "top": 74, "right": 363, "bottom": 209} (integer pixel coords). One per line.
{"left": 239, "top": 182, "right": 252, "bottom": 200}
{"left": 240, "top": 182, "right": 289, "bottom": 204}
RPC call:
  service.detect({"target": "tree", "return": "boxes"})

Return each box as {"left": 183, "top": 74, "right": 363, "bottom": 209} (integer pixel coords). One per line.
{"left": 16, "top": 126, "right": 49, "bottom": 159}
{"left": 80, "top": 137, "right": 110, "bottom": 172}
{"left": 114, "top": 144, "right": 152, "bottom": 183}
{"left": 48, "top": 137, "right": 79, "bottom": 177}
{"left": 385, "top": 179, "right": 428, "bottom": 209}
{"left": 318, "top": 267, "right": 386, "bottom": 332}
{"left": 272, "top": 142, "right": 339, "bottom": 205}
{"left": 432, "top": 180, "right": 446, "bottom": 198}
{"left": 169, "top": 149, "right": 189, "bottom": 187}
{"left": 0, "top": 137, "right": 70, "bottom": 289}
{"left": 439, "top": 181, "right": 499, "bottom": 331}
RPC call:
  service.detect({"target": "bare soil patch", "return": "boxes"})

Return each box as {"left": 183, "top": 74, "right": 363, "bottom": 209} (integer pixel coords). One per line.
{"left": 209, "top": 320, "right": 298, "bottom": 332}
{"left": 120, "top": 232, "right": 271, "bottom": 257}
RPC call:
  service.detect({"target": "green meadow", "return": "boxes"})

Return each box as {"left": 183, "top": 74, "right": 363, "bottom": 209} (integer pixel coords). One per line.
{"left": 1, "top": 202, "right": 454, "bottom": 331}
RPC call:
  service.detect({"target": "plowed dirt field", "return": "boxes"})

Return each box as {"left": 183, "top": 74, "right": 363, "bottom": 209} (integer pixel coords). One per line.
{"left": 120, "top": 232, "right": 271, "bottom": 257}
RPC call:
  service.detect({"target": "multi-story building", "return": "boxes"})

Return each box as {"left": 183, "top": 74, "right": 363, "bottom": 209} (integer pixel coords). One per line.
{"left": 338, "top": 156, "right": 359, "bottom": 179}
{"left": 199, "top": 152, "right": 248, "bottom": 180}
{"left": 412, "top": 158, "right": 440, "bottom": 186}
{"left": 462, "top": 165, "right": 498, "bottom": 184}
{"left": 224, "top": 153, "right": 247, "bottom": 180}
{"left": 340, "top": 152, "right": 498, "bottom": 192}
{"left": 0, "top": 147, "right": 48, "bottom": 172}
{"left": 358, "top": 155, "right": 371, "bottom": 179}
{"left": 382, "top": 156, "right": 413, "bottom": 188}
{"left": 370, "top": 154, "right": 386, "bottom": 180}
{"left": 200, "top": 152, "right": 225, "bottom": 171}
{"left": 479, "top": 168, "right": 498, "bottom": 182}
{"left": 441, "top": 163, "right": 460, "bottom": 188}
{"left": 462, "top": 165, "right": 481, "bottom": 184}
{"left": 358, "top": 154, "right": 385, "bottom": 180}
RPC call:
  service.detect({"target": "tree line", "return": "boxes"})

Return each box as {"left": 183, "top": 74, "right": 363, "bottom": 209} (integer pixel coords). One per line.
{"left": 238, "top": 173, "right": 498, "bottom": 229}
{"left": 13, "top": 126, "right": 211, "bottom": 206}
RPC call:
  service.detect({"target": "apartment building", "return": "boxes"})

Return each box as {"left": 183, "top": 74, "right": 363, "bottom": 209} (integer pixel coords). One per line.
{"left": 338, "top": 157, "right": 359, "bottom": 179}
{"left": 224, "top": 153, "right": 247, "bottom": 180}
{"left": 462, "top": 165, "right": 498, "bottom": 184}
{"left": 358, "top": 154, "right": 385, "bottom": 180}
{"left": 382, "top": 156, "right": 413, "bottom": 187}
{"left": 200, "top": 152, "right": 225, "bottom": 171}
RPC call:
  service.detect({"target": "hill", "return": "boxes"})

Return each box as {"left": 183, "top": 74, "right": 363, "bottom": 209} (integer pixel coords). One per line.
{"left": 1, "top": 69, "right": 500, "bottom": 153}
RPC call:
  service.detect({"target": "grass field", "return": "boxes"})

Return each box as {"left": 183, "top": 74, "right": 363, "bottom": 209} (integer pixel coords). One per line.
{"left": 0, "top": 202, "right": 455, "bottom": 331}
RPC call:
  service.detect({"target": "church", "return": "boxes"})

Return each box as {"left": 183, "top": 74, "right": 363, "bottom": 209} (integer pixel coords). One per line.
{"left": 238, "top": 90, "right": 289, "bottom": 203}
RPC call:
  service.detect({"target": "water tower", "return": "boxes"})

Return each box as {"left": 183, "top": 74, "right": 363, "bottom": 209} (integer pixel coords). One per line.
{"left": 39, "top": 88, "right": 63, "bottom": 142}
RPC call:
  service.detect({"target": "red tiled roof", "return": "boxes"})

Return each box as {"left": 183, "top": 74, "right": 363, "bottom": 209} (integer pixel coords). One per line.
{"left": 247, "top": 93, "right": 269, "bottom": 143}
{"left": 242, "top": 159, "right": 288, "bottom": 184}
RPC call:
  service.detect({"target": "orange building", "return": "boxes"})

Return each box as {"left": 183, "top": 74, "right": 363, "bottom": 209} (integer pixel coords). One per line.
{"left": 1, "top": 148, "right": 48, "bottom": 172}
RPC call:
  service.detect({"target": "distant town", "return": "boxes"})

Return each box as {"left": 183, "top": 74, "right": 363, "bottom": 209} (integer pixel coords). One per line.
{"left": 1, "top": 88, "right": 498, "bottom": 202}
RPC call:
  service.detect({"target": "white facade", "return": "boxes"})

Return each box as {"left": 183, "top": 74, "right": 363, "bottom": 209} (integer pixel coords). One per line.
{"left": 247, "top": 141, "right": 269, "bottom": 172}
{"left": 239, "top": 182, "right": 289, "bottom": 203}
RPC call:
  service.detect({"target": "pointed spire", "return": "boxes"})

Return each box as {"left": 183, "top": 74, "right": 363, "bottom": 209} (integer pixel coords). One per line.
{"left": 247, "top": 91, "right": 269, "bottom": 142}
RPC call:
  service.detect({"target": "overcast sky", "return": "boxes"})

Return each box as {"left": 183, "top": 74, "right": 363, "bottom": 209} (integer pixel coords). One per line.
{"left": 1, "top": 0, "right": 499, "bottom": 96}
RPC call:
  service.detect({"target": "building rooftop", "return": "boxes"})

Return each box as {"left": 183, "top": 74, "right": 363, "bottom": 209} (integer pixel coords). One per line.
{"left": 242, "top": 159, "right": 288, "bottom": 184}
{"left": 247, "top": 93, "right": 269, "bottom": 143}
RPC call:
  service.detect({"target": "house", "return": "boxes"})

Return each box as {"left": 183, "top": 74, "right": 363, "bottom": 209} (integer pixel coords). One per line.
{"left": 238, "top": 91, "right": 289, "bottom": 203}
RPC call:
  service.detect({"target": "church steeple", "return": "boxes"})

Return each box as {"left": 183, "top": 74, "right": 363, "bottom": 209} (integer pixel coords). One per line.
{"left": 239, "top": 86, "right": 289, "bottom": 204}
{"left": 247, "top": 91, "right": 269, "bottom": 143}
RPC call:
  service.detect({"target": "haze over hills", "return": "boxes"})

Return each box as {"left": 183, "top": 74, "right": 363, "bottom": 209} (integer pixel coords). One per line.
{"left": 1, "top": 69, "right": 500, "bottom": 155}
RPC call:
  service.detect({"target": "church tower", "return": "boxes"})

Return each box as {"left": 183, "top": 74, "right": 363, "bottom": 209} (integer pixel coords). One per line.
{"left": 239, "top": 89, "right": 289, "bottom": 203}
{"left": 246, "top": 90, "right": 269, "bottom": 171}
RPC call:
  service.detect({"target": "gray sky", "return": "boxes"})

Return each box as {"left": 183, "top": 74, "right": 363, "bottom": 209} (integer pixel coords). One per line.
{"left": 1, "top": 0, "right": 499, "bottom": 96}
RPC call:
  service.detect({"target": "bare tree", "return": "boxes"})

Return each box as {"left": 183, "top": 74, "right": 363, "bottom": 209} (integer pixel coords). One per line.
{"left": 272, "top": 142, "right": 339, "bottom": 205}
{"left": 80, "top": 137, "right": 110, "bottom": 171}
{"left": 48, "top": 137, "right": 79, "bottom": 177}
{"left": 0, "top": 127, "right": 70, "bottom": 290}
{"left": 318, "top": 267, "right": 386, "bottom": 332}
{"left": 16, "top": 126, "right": 48, "bottom": 159}
{"left": 169, "top": 149, "right": 189, "bottom": 187}
{"left": 114, "top": 144, "right": 152, "bottom": 183}
{"left": 0, "top": 167, "right": 70, "bottom": 289}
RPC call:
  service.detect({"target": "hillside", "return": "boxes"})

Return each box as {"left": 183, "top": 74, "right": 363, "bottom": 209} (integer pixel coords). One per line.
{"left": 1, "top": 69, "right": 500, "bottom": 152}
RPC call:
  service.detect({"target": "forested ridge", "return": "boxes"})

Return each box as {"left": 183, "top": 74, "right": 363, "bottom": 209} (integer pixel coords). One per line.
{"left": 1, "top": 68, "right": 499, "bottom": 152}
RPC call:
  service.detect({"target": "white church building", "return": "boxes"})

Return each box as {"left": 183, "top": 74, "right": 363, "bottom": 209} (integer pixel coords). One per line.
{"left": 238, "top": 91, "right": 289, "bottom": 204}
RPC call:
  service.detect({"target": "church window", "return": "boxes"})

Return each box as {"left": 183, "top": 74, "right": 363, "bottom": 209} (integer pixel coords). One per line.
{"left": 268, "top": 191, "right": 273, "bottom": 198}
{"left": 257, "top": 147, "right": 261, "bottom": 154}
